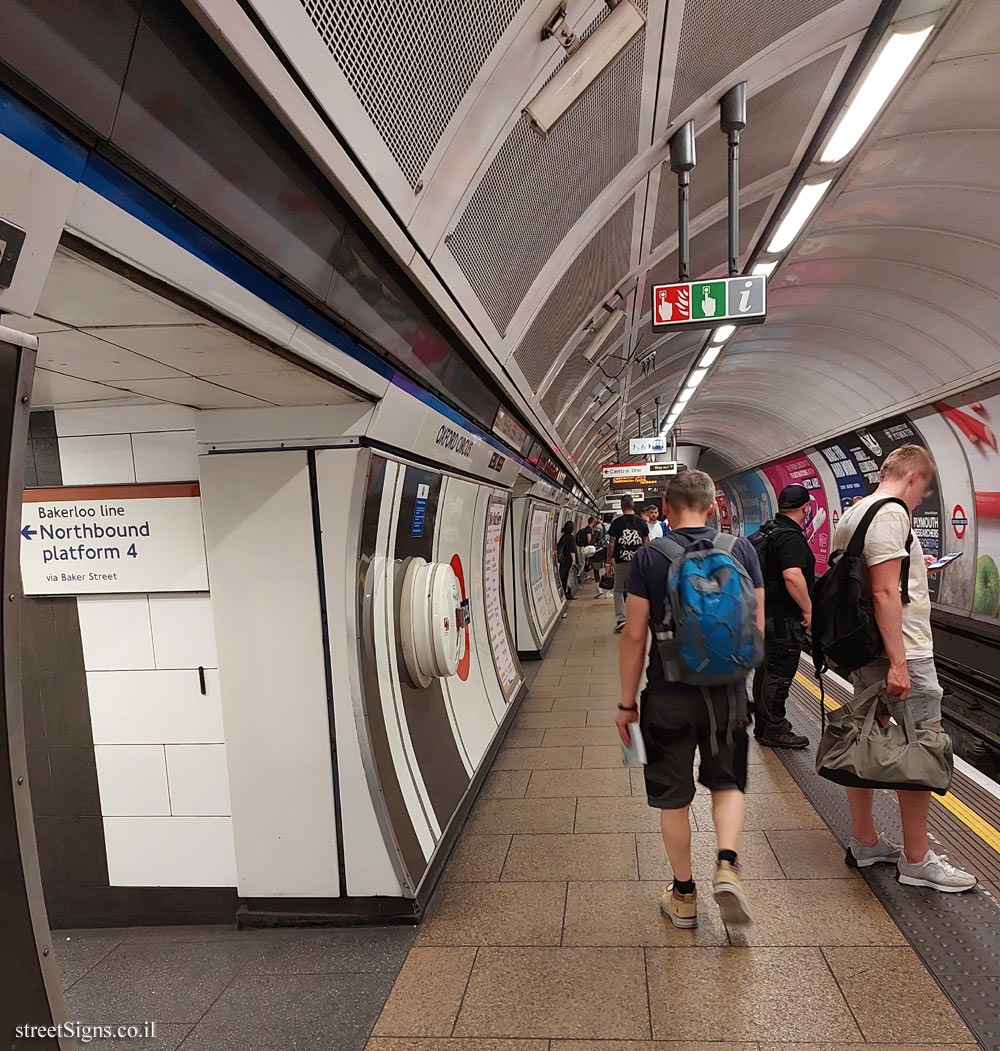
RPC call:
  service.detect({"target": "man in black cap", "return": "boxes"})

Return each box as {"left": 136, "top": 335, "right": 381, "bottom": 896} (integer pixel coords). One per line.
{"left": 750, "top": 484, "right": 816, "bottom": 748}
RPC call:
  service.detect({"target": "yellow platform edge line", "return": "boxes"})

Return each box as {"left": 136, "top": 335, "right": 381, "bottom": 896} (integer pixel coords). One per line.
{"left": 792, "top": 672, "right": 1000, "bottom": 857}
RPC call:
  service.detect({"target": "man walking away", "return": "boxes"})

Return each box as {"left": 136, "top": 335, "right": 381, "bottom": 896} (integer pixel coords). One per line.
{"left": 557, "top": 521, "right": 578, "bottom": 603}
{"left": 750, "top": 484, "right": 814, "bottom": 749}
{"left": 616, "top": 470, "right": 765, "bottom": 928}
{"left": 643, "top": 500, "right": 666, "bottom": 539}
{"left": 592, "top": 515, "right": 610, "bottom": 586}
{"left": 831, "top": 445, "right": 975, "bottom": 890}
{"left": 576, "top": 516, "right": 597, "bottom": 586}
{"left": 606, "top": 495, "right": 648, "bottom": 631}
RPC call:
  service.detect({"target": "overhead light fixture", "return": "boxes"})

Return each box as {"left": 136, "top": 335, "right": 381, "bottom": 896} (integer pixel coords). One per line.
{"left": 524, "top": 1, "right": 646, "bottom": 136}
{"left": 767, "top": 179, "right": 832, "bottom": 253}
{"left": 752, "top": 259, "right": 778, "bottom": 277}
{"left": 821, "top": 26, "right": 934, "bottom": 163}
{"left": 699, "top": 345, "right": 722, "bottom": 368}
{"left": 676, "top": 387, "right": 694, "bottom": 404}
{"left": 582, "top": 307, "right": 626, "bottom": 362}
{"left": 688, "top": 366, "right": 709, "bottom": 386}
{"left": 711, "top": 324, "right": 736, "bottom": 342}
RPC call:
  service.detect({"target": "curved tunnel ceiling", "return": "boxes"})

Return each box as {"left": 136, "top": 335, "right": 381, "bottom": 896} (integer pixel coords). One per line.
{"left": 229, "top": 0, "right": 999, "bottom": 497}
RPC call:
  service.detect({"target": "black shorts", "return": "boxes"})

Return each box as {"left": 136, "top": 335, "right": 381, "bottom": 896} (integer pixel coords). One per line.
{"left": 640, "top": 686, "right": 748, "bottom": 809}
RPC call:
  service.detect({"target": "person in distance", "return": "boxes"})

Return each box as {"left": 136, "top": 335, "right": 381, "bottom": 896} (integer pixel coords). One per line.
{"left": 749, "top": 484, "right": 815, "bottom": 749}
{"left": 606, "top": 495, "right": 648, "bottom": 631}
{"left": 833, "top": 445, "right": 976, "bottom": 891}
{"left": 617, "top": 470, "right": 764, "bottom": 929}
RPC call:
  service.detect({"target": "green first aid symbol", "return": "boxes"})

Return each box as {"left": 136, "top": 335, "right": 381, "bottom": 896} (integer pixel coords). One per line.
{"left": 691, "top": 281, "right": 727, "bottom": 320}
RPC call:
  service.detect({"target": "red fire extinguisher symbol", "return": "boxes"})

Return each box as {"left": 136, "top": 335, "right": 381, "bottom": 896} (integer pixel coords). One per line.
{"left": 653, "top": 284, "right": 691, "bottom": 325}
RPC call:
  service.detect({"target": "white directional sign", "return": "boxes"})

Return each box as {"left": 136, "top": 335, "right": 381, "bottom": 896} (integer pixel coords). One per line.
{"left": 602, "top": 464, "right": 652, "bottom": 480}
{"left": 21, "top": 483, "right": 209, "bottom": 595}
{"left": 629, "top": 436, "right": 667, "bottom": 455}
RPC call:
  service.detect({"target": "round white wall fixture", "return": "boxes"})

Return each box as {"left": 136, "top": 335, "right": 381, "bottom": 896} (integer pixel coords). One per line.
{"left": 399, "top": 557, "right": 467, "bottom": 688}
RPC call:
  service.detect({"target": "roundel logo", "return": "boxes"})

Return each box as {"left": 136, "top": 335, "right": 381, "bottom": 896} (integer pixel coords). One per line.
{"left": 952, "top": 504, "right": 968, "bottom": 539}
{"left": 449, "top": 553, "right": 471, "bottom": 681}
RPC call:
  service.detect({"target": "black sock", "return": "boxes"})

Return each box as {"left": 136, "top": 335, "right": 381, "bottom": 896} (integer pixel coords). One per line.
{"left": 718, "top": 849, "right": 738, "bottom": 866}
{"left": 673, "top": 877, "right": 695, "bottom": 895}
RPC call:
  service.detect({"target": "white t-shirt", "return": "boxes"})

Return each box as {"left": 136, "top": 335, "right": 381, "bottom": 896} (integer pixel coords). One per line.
{"left": 832, "top": 492, "right": 933, "bottom": 659}
{"left": 645, "top": 520, "right": 665, "bottom": 539}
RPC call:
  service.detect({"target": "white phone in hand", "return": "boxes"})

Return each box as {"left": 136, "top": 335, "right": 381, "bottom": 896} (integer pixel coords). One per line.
{"left": 621, "top": 721, "right": 647, "bottom": 767}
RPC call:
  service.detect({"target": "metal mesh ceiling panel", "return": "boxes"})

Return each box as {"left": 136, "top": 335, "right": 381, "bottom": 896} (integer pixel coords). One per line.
{"left": 541, "top": 334, "right": 602, "bottom": 423}
{"left": 448, "top": 31, "right": 644, "bottom": 334}
{"left": 300, "top": 0, "right": 527, "bottom": 188}
{"left": 668, "top": 0, "right": 842, "bottom": 120}
{"left": 512, "top": 197, "right": 634, "bottom": 390}
{"left": 653, "top": 49, "right": 844, "bottom": 248}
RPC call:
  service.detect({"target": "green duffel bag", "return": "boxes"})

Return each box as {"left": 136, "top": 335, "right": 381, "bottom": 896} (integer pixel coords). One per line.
{"left": 816, "top": 680, "right": 953, "bottom": 795}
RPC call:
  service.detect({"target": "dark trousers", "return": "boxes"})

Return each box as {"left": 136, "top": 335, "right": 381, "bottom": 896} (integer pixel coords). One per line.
{"left": 752, "top": 616, "right": 804, "bottom": 737}
{"left": 559, "top": 560, "right": 573, "bottom": 597}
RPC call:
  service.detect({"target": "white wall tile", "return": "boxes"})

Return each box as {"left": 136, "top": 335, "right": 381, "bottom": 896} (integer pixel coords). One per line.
{"left": 131, "top": 430, "right": 199, "bottom": 483}
{"left": 76, "top": 595, "right": 154, "bottom": 671}
{"left": 57, "top": 433, "right": 135, "bottom": 485}
{"left": 88, "top": 669, "right": 224, "bottom": 744}
{"left": 55, "top": 405, "right": 197, "bottom": 437}
{"left": 103, "top": 816, "right": 237, "bottom": 887}
{"left": 148, "top": 594, "right": 218, "bottom": 669}
{"left": 94, "top": 745, "right": 170, "bottom": 816}
{"left": 165, "top": 744, "right": 231, "bottom": 816}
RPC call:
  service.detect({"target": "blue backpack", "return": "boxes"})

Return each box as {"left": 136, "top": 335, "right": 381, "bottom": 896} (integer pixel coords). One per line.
{"left": 650, "top": 532, "right": 763, "bottom": 686}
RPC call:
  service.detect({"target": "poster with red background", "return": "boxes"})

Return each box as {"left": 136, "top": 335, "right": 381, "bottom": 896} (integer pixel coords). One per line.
{"left": 761, "top": 454, "right": 831, "bottom": 574}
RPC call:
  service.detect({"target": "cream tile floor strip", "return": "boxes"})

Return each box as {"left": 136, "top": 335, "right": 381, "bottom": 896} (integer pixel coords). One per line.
{"left": 366, "top": 590, "right": 975, "bottom": 1048}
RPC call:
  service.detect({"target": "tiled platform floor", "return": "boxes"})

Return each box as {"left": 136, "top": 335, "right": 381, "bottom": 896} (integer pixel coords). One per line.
{"left": 50, "top": 590, "right": 979, "bottom": 1050}
{"left": 367, "top": 588, "right": 978, "bottom": 1050}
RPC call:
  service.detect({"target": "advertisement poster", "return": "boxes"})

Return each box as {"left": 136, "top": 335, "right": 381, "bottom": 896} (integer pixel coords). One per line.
{"left": 725, "top": 471, "right": 774, "bottom": 537}
{"left": 714, "top": 487, "right": 733, "bottom": 534}
{"left": 835, "top": 416, "right": 942, "bottom": 595}
{"left": 816, "top": 441, "right": 867, "bottom": 522}
{"left": 761, "top": 454, "right": 831, "bottom": 574}
{"left": 936, "top": 384, "right": 1000, "bottom": 624}
{"left": 484, "top": 494, "right": 518, "bottom": 693}
{"left": 528, "top": 506, "right": 556, "bottom": 630}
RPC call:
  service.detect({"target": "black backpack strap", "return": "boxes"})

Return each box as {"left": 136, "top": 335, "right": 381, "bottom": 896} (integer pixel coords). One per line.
{"left": 846, "top": 496, "right": 913, "bottom": 604}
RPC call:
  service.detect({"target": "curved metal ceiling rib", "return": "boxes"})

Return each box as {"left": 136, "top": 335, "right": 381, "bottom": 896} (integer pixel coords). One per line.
{"left": 233, "top": 0, "right": 998, "bottom": 496}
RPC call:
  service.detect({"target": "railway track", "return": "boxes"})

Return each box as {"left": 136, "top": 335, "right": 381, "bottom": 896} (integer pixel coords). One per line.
{"left": 932, "top": 611, "right": 1000, "bottom": 780}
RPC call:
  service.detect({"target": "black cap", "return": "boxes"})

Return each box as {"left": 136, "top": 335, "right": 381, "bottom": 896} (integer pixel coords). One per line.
{"left": 778, "top": 483, "right": 811, "bottom": 510}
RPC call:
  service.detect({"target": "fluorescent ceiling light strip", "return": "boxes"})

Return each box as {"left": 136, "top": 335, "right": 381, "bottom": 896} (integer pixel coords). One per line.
{"left": 524, "top": 0, "right": 646, "bottom": 135}
{"left": 711, "top": 324, "right": 735, "bottom": 342}
{"left": 686, "top": 367, "right": 708, "bottom": 389}
{"left": 767, "top": 180, "right": 832, "bottom": 253}
{"left": 752, "top": 260, "right": 778, "bottom": 277}
{"left": 676, "top": 388, "right": 694, "bottom": 404}
{"left": 699, "top": 346, "right": 722, "bottom": 368}
{"left": 821, "top": 27, "right": 934, "bottom": 163}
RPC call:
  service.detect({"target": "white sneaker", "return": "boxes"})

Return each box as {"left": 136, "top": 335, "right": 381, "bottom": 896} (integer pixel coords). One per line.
{"left": 897, "top": 850, "right": 977, "bottom": 893}
{"left": 846, "top": 835, "right": 902, "bottom": 869}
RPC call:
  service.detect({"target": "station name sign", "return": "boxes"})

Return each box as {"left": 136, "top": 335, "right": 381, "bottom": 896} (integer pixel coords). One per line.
{"left": 651, "top": 274, "right": 765, "bottom": 330}
{"left": 21, "top": 482, "right": 209, "bottom": 595}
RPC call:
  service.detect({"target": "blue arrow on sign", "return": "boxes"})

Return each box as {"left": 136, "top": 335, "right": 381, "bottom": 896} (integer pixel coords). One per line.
{"left": 21, "top": 525, "right": 37, "bottom": 540}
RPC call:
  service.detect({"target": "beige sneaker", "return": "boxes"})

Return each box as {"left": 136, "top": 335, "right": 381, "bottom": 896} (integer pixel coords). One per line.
{"left": 713, "top": 860, "right": 752, "bottom": 925}
{"left": 661, "top": 882, "right": 697, "bottom": 929}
